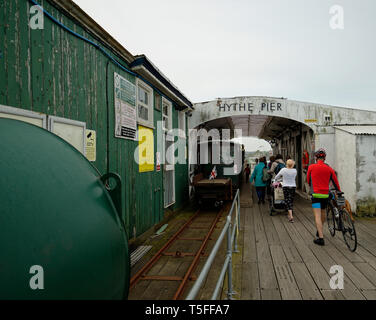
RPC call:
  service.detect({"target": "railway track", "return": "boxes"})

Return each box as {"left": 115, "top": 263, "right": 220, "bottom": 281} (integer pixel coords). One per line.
{"left": 129, "top": 206, "right": 228, "bottom": 300}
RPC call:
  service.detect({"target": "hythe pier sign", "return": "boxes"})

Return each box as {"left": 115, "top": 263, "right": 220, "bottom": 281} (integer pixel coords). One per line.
{"left": 189, "top": 96, "right": 376, "bottom": 130}
{"left": 218, "top": 100, "right": 283, "bottom": 113}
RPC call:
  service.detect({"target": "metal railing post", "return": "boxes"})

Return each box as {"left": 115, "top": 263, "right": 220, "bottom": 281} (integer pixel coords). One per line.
{"left": 233, "top": 191, "right": 240, "bottom": 253}
{"left": 186, "top": 189, "right": 241, "bottom": 301}
{"left": 226, "top": 220, "right": 233, "bottom": 300}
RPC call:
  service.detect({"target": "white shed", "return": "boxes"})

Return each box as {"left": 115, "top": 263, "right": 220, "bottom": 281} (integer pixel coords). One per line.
{"left": 334, "top": 126, "right": 376, "bottom": 216}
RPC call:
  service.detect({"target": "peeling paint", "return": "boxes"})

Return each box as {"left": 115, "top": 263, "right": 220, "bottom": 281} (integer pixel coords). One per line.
{"left": 357, "top": 196, "right": 376, "bottom": 217}
{"left": 367, "top": 173, "right": 376, "bottom": 184}
{"left": 356, "top": 155, "right": 366, "bottom": 168}
{"left": 356, "top": 180, "right": 361, "bottom": 192}
{"left": 1, "top": 0, "right": 189, "bottom": 239}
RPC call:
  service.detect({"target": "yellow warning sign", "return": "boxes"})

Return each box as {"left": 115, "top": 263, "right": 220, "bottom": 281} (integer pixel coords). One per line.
{"left": 86, "top": 129, "right": 96, "bottom": 162}
{"left": 138, "top": 125, "right": 154, "bottom": 172}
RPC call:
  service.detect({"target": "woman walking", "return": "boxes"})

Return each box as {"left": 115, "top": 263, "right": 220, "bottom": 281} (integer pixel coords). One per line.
{"left": 250, "top": 157, "right": 267, "bottom": 204}
{"left": 274, "top": 159, "right": 297, "bottom": 222}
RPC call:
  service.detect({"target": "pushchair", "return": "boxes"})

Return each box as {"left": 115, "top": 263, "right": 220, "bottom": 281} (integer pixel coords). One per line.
{"left": 269, "top": 180, "right": 287, "bottom": 216}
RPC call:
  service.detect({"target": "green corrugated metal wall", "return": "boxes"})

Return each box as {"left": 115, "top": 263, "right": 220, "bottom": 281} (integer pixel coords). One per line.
{"left": 0, "top": 0, "right": 189, "bottom": 239}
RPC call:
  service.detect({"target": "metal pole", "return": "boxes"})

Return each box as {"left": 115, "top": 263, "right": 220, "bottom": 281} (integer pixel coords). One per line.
{"left": 211, "top": 255, "right": 230, "bottom": 300}
{"left": 226, "top": 220, "right": 233, "bottom": 299}
{"left": 185, "top": 215, "right": 231, "bottom": 300}
{"left": 234, "top": 198, "right": 239, "bottom": 252}
{"left": 237, "top": 191, "right": 241, "bottom": 248}
{"left": 237, "top": 191, "right": 240, "bottom": 249}
{"left": 185, "top": 189, "right": 241, "bottom": 301}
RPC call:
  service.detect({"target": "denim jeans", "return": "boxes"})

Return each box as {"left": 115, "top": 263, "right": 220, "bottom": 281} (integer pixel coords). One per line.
{"left": 255, "top": 186, "right": 266, "bottom": 201}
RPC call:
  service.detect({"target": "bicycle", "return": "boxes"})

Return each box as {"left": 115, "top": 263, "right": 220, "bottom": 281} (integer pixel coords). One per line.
{"left": 326, "top": 190, "right": 357, "bottom": 252}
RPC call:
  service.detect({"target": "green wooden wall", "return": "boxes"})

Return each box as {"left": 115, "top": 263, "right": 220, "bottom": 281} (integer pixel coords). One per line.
{"left": 0, "top": 0, "right": 189, "bottom": 239}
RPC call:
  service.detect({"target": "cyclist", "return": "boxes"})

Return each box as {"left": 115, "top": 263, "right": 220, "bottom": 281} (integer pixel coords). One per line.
{"left": 307, "top": 148, "right": 341, "bottom": 246}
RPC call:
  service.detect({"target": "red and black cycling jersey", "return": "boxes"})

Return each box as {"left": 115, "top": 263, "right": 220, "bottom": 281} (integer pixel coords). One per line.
{"left": 307, "top": 160, "right": 341, "bottom": 198}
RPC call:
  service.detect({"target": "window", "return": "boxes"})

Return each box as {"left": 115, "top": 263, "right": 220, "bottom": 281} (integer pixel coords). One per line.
{"left": 155, "top": 92, "right": 161, "bottom": 111}
{"left": 178, "top": 111, "right": 186, "bottom": 138}
{"left": 162, "top": 98, "right": 172, "bottom": 131}
{"left": 324, "top": 114, "right": 331, "bottom": 124}
{"left": 137, "top": 80, "right": 153, "bottom": 128}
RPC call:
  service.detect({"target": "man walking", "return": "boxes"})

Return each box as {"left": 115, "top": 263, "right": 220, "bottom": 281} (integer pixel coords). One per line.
{"left": 307, "top": 148, "right": 341, "bottom": 246}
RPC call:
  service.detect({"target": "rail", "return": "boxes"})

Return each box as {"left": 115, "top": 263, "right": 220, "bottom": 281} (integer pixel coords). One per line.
{"left": 185, "top": 188, "right": 241, "bottom": 300}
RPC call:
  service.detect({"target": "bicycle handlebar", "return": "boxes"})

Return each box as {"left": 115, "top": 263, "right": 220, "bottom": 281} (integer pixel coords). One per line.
{"left": 329, "top": 189, "right": 344, "bottom": 196}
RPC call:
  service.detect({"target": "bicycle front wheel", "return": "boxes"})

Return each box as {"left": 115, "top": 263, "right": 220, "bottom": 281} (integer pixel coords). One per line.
{"left": 342, "top": 208, "right": 357, "bottom": 252}
{"left": 326, "top": 202, "right": 336, "bottom": 237}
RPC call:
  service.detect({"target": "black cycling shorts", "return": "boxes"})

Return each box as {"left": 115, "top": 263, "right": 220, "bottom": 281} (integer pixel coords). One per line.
{"left": 311, "top": 197, "right": 328, "bottom": 209}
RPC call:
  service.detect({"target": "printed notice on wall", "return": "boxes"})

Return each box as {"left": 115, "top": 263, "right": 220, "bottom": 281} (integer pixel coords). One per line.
{"left": 86, "top": 129, "right": 96, "bottom": 162}
{"left": 138, "top": 125, "right": 154, "bottom": 173}
{"left": 114, "top": 72, "right": 137, "bottom": 140}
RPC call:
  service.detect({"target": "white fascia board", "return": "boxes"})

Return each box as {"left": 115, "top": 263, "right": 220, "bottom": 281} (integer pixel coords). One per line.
{"left": 131, "top": 65, "right": 192, "bottom": 110}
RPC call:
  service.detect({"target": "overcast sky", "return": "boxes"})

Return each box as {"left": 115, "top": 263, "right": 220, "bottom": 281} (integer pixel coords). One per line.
{"left": 74, "top": 0, "right": 376, "bottom": 151}
{"left": 75, "top": 0, "right": 376, "bottom": 111}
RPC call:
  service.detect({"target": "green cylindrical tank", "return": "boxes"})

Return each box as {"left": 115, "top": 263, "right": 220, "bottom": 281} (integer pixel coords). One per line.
{"left": 0, "top": 119, "right": 130, "bottom": 299}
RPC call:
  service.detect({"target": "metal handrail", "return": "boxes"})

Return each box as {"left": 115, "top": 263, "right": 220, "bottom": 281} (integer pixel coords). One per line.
{"left": 185, "top": 188, "right": 241, "bottom": 300}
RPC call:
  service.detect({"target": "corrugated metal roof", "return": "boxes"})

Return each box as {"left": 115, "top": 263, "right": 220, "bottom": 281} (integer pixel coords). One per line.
{"left": 334, "top": 126, "right": 376, "bottom": 135}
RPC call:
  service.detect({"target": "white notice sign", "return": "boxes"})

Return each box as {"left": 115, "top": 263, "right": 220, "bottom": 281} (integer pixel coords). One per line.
{"left": 114, "top": 73, "right": 137, "bottom": 140}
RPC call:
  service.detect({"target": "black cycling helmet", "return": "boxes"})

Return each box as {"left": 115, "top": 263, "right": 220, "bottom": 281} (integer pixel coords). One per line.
{"left": 315, "top": 148, "right": 326, "bottom": 159}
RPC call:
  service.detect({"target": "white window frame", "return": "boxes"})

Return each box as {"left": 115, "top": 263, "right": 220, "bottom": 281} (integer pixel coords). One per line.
{"left": 48, "top": 116, "right": 86, "bottom": 156}
{"left": 162, "top": 97, "right": 172, "bottom": 132}
{"left": 0, "top": 104, "right": 47, "bottom": 128}
{"left": 136, "top": 79, "right": 154, "bottom": 129}
{"left": 178, "top": 111, "right": 186, "bottom": 139}
{"left": 164, "top": 133, "right": 175, "bottom": 172}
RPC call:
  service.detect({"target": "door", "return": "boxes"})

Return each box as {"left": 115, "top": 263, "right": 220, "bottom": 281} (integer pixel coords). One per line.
{"left": 164, "top": 132, "right": 175, "bottom": 207}
{"left": 162, "top": 98, "right": 175, "bottom": 208}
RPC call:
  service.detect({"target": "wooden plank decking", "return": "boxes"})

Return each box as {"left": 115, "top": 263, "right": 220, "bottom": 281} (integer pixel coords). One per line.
{"left": 235, "top": 181, "right": 376, "bottom": 300}
{"left": 128, "top": 180, "right": 376, "bottom": 300}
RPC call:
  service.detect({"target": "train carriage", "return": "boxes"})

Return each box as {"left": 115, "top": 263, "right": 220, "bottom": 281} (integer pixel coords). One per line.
{"left": 190, "top": 140, "right": 245, "bottom": 205}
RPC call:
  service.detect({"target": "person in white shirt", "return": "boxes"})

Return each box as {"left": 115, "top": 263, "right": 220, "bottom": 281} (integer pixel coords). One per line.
{"left": 274, "top": 159, "right": 297, "bottom": 223}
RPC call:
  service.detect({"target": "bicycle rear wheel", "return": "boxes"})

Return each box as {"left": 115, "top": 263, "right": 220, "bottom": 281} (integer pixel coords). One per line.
{"left": 326, "top": 202, "right": 336, "bottom": 237}
{"left": 342, "top": 208, "right": 357, "bottom": 252}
